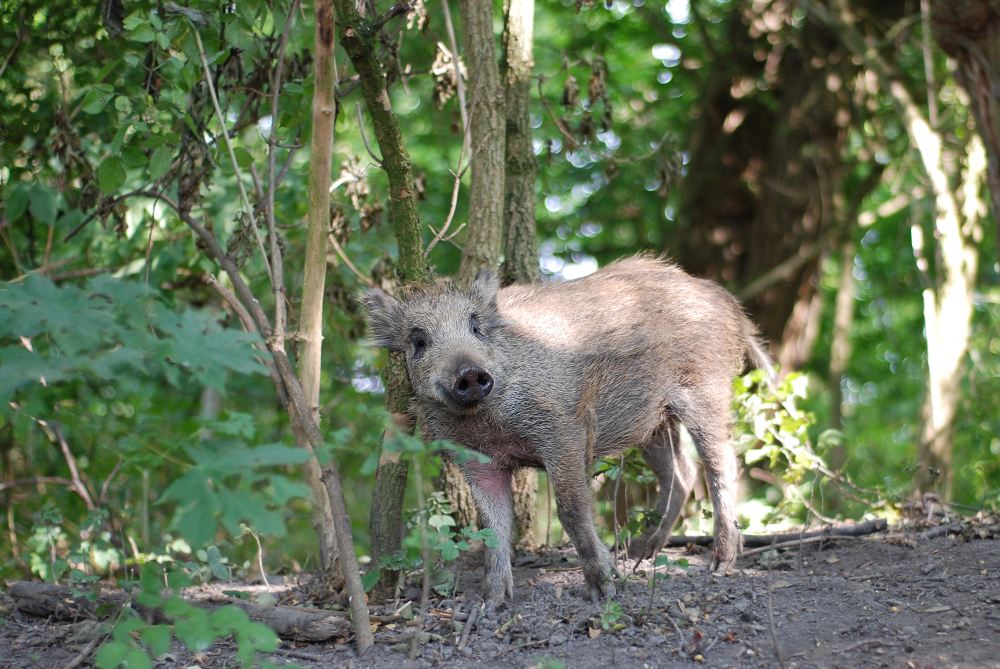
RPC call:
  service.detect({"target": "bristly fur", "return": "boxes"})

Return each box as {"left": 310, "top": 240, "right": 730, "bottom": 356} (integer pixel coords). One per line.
{"left": 359, "top": 254, "right": 772, "bottom": 604}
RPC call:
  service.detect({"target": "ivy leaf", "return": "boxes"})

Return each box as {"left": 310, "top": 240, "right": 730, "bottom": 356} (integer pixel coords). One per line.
{"left": 97, "top": 156, "right": 127, "bottom": 194}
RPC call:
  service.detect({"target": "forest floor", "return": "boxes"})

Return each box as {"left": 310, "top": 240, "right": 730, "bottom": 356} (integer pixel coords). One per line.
{"left": 2, "top": 522, "right": 999, "bottom": 669}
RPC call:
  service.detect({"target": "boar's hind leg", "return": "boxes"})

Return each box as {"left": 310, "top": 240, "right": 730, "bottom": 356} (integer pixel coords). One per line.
{"left": 678, "top": 388, "right": 742, "bottom": 572}
{"left": 462, "top": 462, "right": 515, "bottom": 603}
{"left": 548, "top": 458, "right": 616, "bottom": 602}
{"left": 628, "top": 419, "right": 696, "bottom": 561}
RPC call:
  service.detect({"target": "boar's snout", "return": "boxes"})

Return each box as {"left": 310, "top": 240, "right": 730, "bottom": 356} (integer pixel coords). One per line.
{"left": 450, "top": 363, "right": 494, "bottom": 407}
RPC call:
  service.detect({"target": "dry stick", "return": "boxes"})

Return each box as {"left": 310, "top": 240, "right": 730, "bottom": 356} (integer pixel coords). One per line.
{"left": 51, "top": 424, "right": 95, "bottom": 511}
{"left": 741, "top": 534, "right": 860, "bottom": 558}
{"left": 458, "top": 599, "right": 482, "bottom": 649}
{"left": 190, "top": 26, "right": 273, "bottom": 285}
{"left": 765, "top": 569, "right": 786, "bottom": 669}
{"left": 63, "top": 632, "right": 108, "bottom": 669}
{"left": 663, "top": 518, "right": 888, "bottom": 548}
{"left": 0, "top": 477, "right": 72, "bottom": 493}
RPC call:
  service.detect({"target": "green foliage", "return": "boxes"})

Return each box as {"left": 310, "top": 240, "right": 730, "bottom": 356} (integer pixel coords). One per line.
{"left": 95, "top": 563, "right": 279, "bottom": 669}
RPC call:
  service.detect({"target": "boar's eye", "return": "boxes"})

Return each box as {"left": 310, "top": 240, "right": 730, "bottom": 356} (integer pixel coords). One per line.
{"left": 469, "top": 313, "right": 485, "bottom": 339}
{"left": 410, "top": 329, "right": 429, "bottom": 358}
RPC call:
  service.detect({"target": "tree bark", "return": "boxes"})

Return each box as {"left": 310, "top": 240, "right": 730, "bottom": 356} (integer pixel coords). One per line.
{"left": 456, "top": 0, "right": 507, "bottom": 282}
{"left": 299, "top": 0, "right": 340, "bottom": 581}
{"left": 334, "top": 0, "right": 429, "bottom": 601}
{"left": 675, "top": 0, "right": 854, "bottom": 364}
{"left": 441, "top": 0, "right": 510, "bottom": 534}
{"left": 501, "top": 0, "right": 539, "bottom": 549}
{"left": 932, "top": 0, "right": 1000, "bottom": 253}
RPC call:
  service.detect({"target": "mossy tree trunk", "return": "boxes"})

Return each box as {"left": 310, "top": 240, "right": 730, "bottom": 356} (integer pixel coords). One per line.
{"left": 334, "top": 0, "right": 429, "bottom": 600}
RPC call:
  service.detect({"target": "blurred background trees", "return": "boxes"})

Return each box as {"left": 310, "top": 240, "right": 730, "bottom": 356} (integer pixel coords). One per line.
{"left": 1, "top": 0, "right": 997, "bottom": 598}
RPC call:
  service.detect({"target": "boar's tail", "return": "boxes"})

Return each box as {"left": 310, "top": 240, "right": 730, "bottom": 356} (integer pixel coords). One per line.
{"left": 745, "top": 335, "right": 778, "bottom": 392}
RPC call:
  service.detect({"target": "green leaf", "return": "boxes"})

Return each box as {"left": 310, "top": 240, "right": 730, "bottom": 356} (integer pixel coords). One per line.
{"left": 232, "top": 147, "right": 254, "bottom": 168}
{"left": 95, "top": 640, "right": 128, "bottom": 668}
{"left": 97, "top": 156, "right": 127, "bottom": 194}
{"left": 148, "top": 145, "right": 173, "bottom": 180}
{"left": 81, "top": 86, "right": 115, "bottom": 114}
{"left": 140, "top": 625, "right": 172, "bottom": 657}
{"left": 6, "top": 186, "right": 29, "bottom": 222}
{"left": 28, "top": 185, "right": 57, "bottom": 225}
{"left": 124, "top": 648, "right": 152, "bottom": 669}
{"left": 361, "top": 568, "right": 381, "bottom": 592}
{"left": 206, "top": 545, "right": 229, "bottom": 581}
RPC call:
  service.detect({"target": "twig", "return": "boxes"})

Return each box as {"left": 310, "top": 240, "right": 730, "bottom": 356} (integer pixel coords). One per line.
{"left": 0, "top": 477, "right": 73, "bottom": 493}
{"left": 50, "top": 423, "right": 96, "bottom": 511}
{"left": 265, "top": 1, "right": 299, "bottom": 356}
{"left": 741, "top": 534, "right": 859, "bottom": 558}
{"left": 664, "top": 611, "right": 685, "bottom": 655}
{"left": 189, "top": 25, "right": 274, "bottom": 284}
{"left": 765, "top": 569, "right": 785, "bottom": 669}
{"left": 458, "top": 598, "right": 482, "bottom": 649}
{"left": 918, "top": 523, "right": 962, "bottom": 541}
{"left": 495, "top": 637, "right": 549, "bottom": 655}
{"left": 356, "top": 102, "right": 383, "bottom": 164}
{"left": 425, "top": 117, "right": 471, "bottom": 256}
{"left": 440, "top": 0, "right": 469, "bottom": 154}
{"left": 327, "top": 233, "right": 375, "bottom": 286}
{"left": 63, "top": 632, "right": 108, "bottom": 669}
{"left": 270, "top": 647, "right": 325, "bottom": 662}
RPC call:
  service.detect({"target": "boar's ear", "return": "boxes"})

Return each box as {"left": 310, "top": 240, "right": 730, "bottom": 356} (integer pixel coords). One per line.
{"left": 469, "top": 267, "right": 500, "bottom": 307}
{"left": 360, "top": 288, "right": 406, "bottom": 351}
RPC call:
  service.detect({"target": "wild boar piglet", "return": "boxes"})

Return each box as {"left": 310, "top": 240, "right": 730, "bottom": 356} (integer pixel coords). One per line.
{"left": 363, "top": 256, "right": 774, "bottom": 602}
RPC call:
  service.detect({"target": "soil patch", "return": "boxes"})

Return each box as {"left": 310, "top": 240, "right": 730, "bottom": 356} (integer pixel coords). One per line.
{"left": 3, "top": 530, "right": 999, "bottom": 668}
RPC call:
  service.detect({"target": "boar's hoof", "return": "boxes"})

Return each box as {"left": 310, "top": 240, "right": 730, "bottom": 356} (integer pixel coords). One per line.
{"left": 584, "top": 577, "right": 616, "bottom": 603}
{"left": 710, "top": 550, "right": 737, "bottom": 574}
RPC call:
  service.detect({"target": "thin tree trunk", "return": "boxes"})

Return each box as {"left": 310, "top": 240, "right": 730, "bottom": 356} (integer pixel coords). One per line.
{"left": 808, "top": 0, "right": 986, "bottom": 496}
{"left": 456, "top": 0, "right": 506, "bottom": 281}
{"left": 501, "top": 0, "right": 539, "bottom": 549}
{"left": 334, "top": 0, "right": 429, "bottom": 600}
{"left": 442, "top": 0, "right": 510, "bottom": 532}
{"left": 828, "top": 243, "right": 856, "bottom": 430}
{"left": 501, "top": 0, "right": 539, "bottom": 287}
{"left": 299, "top": 0, "right": 341, "bottom": 580}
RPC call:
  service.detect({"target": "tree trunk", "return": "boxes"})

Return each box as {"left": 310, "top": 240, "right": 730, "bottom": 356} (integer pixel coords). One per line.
{"left": 913, "top": 136, "right": 985, "bottom": 497}
{"left": 501, "top": 0, "right": 539, "bottom": 549}
{"left": 456, "top": 0, "right": 507, "bottom": 281}
{"left": 441, "top": 0, "right": 510, "bottom": 533}
{"left": 675, "top": 1, "right": 854, "bottom": 363}
{"left": 828, "top": 241, "right": 856, "bottom": 468}
{"left": 300, "top": 0, "right": 341, "bottom": 580}
{"left": 334, "top": 0, "right": 429, "bottom": 600}
{"left": 810, "top": 0, "right": 987, "bottom": 496}
{"left": 932, "top": 0, "right": 1000, "bottom": 253}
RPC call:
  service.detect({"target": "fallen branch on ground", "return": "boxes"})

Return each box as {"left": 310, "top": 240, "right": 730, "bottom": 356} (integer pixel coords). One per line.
{"left": 664, "top": 519, "right": 888, "bottom": 548}
{"left": 6, "top": 581, "right": 352, "bottom": 642}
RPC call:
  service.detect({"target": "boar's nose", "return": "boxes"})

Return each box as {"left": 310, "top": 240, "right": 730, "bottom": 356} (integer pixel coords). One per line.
{"left": 451, "top": 364, "right": 494, "bottom": 405}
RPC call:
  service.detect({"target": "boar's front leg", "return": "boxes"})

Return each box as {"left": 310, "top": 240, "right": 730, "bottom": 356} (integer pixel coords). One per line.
{"left": 462, "top": 462, "right": 514, "bottom": 603}
{"left": 547, "top": 456, "right": 616, "bottom": 601}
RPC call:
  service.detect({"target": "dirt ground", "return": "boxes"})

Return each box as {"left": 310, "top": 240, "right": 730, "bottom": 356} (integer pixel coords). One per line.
{"left": 2, "top": 526, "right": 999, "bottom": 668}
